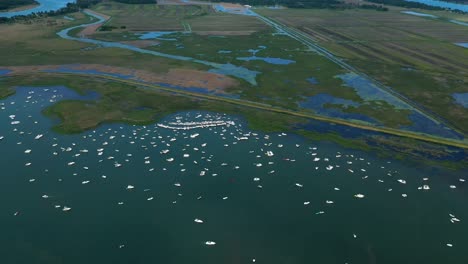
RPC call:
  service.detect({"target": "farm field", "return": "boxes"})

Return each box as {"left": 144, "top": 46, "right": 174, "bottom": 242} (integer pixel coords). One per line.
{"left": 257, "top": 7, "right": 468, "bottom": 133}
{"left": 93, "top": 1, "right": 268, "bottom": 34}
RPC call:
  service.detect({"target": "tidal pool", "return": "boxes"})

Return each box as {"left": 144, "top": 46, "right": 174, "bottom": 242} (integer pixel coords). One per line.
{"left": 307, "top": 77, "right": 319, "bottom": 85}
{"left": 452, "top": 93, "right": 468, "bottom": 108}
{"left": 1, "top": 86, "right": 467, "bottom": 264}
{"left": 298, "top": 94, "right": 378, "bottom": 124}
{"left": 137, "top": 31, "right": 178, "bottom": 41}
{"left": 0, "top": 69, "right": 11, "bottom": 75}
{"left": 236, "top": 56, "right": 295, "bottom": 65}
{"left": 336, "top": 73, "right": 463, "bottom": 139}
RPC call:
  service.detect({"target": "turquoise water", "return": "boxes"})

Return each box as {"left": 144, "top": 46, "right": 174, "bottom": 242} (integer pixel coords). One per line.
{"left": 453, "top": 93, "right": 468, "bottom": 108}
{"left": 2, "top": 85, "right": 468, "bottom": 264}
{"left": 405, "top": 0, "right": 468, "bottom": 12}
{"left": 236, "top": 56, "right": 295, "bottom": 65}
{"left": 137, "top": 31, "right": 178, "bottom": 41}
{"left": 0, "top": 0, "right": 75, "bottom": 18}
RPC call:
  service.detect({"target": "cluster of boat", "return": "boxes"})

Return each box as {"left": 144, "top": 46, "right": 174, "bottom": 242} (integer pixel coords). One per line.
{"left": 157, "top": 120, "right": 235, "bottom": 130}
{"left": 2, "top": 89, "right": 465, "bottom": 252}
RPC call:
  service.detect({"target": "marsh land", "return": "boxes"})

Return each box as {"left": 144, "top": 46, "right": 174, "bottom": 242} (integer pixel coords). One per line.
{"left": 1, "top": 0, "right": 468, "bottom": 263}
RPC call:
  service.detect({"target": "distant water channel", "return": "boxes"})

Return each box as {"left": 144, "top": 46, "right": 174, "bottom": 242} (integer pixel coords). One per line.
{"left": 0, "top": 0, "right": 76, "bottom": 18}
{"left": 56, "top": 10, "right": 260, "bottom": 85}
{"left": 1, "top": 85, "right": 468, "bottom": 264}
{"left": 405, "top": 0, "right": 468, "bottom": 12}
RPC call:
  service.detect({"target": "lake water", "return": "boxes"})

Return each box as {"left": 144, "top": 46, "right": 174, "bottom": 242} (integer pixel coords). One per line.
{"left": 0, "top": 0, "right": 75, "bottom": 18}
{"left": 1, "top": 85, "right": 467, "bottom": 264}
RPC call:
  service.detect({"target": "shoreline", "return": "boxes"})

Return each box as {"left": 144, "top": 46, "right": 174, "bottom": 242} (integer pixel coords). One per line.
{"left": 0, "top": 3, "right": 39, "bottom": 13}
{"left": 3, "top": 71, "right": 467, "bottom": 150}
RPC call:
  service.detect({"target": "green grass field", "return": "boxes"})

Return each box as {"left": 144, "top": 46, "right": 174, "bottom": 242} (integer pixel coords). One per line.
{"left": 93, "top": 1, "right": 268, "bottom": 34}
{"left": 0, "top": 12, "right": 208, "bottom": 72}
{"left": 1, "top": 74, "right": 466, "bottom": 167}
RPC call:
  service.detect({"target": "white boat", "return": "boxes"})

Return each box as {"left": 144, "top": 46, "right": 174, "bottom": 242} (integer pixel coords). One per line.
{"left": 194, "top": 218, "right": 204, "bottom": 223}
{"left": 34, "top": 134, "right": 43, "bottom": 140}
{"left": 205, "top": 241, "right": 216, "bottom": 246}
{"left": 62, "top": 206, "right": 72, "bottom": 212}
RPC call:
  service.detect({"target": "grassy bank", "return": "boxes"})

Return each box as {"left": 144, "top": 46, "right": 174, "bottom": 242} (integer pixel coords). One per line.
{"left": 257, "top": 7, "right": 468, "bottom": 133}
{"left": 1, "top": 74, "right": 466, "bottom": 169}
